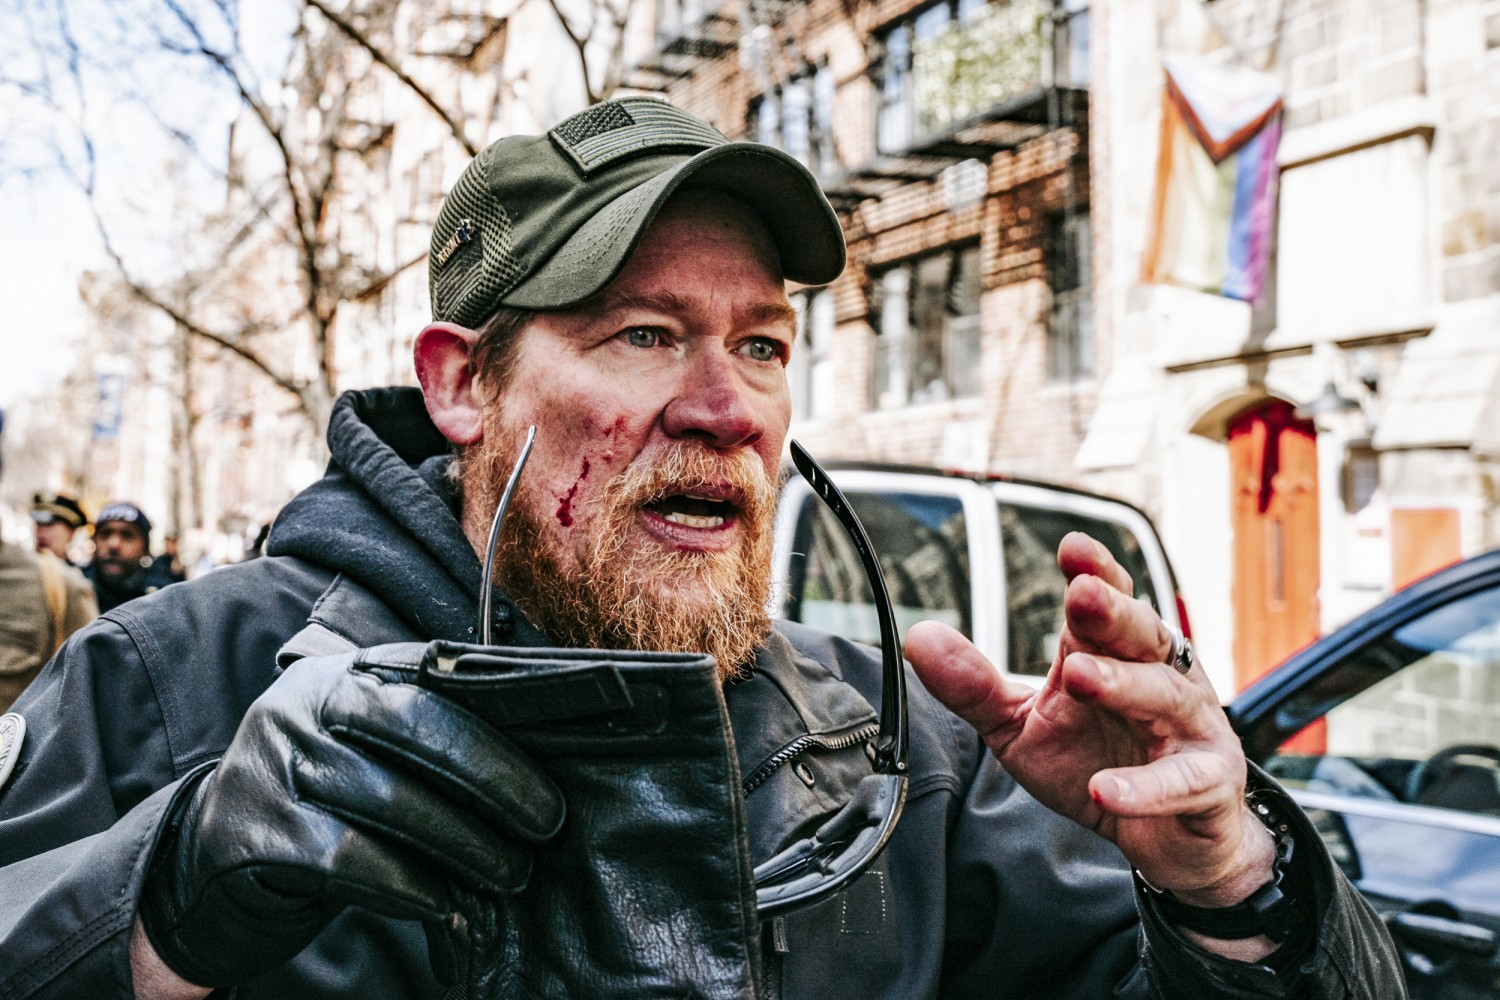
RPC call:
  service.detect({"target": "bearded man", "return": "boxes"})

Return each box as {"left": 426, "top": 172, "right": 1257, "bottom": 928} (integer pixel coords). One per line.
{"left": 0, "top": 98, "right": 1401, "bottom": 1000}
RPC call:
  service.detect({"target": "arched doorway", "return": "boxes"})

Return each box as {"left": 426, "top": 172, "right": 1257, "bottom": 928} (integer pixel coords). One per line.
{"left": 1228, "top": 399, "right": 1323, "bottom": 753}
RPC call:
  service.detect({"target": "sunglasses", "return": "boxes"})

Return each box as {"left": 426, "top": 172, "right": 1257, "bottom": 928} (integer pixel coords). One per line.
{"left": 476, "top": 430, "right": 909, "bottom": 917}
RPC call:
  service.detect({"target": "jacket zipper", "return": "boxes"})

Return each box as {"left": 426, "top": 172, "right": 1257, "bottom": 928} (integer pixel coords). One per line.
{"left": 741, "top": 721, "right": 880, "bottom": 796}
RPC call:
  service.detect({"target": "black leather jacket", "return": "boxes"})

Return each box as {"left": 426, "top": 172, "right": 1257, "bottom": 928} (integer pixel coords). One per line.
{"left": 0, "top": 389, "right": 1404, "bottom": 998}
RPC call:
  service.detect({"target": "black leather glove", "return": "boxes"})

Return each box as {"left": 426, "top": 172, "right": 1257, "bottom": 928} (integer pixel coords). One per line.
{"left": 137, "top": 651, "right": 565, "bottom": 988}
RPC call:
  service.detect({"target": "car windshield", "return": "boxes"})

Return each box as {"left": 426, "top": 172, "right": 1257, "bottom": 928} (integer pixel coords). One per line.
{"left": 1265, "top": 583, "right": 1500, "bottom": 817}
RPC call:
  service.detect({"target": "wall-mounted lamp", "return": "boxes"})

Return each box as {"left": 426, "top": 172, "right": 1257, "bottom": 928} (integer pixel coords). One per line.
{"left": 1294, "top": 381, "right": 1362, "bottom": 421}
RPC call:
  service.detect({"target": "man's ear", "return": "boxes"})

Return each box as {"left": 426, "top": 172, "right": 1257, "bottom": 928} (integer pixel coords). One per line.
{"left": 414, "top": 322, "right": 484, "bottom": 445}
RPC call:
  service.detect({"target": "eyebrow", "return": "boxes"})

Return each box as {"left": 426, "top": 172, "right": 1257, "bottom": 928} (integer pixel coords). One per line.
{"left": 590, "top": 289, "right": 798, "bottom": 331}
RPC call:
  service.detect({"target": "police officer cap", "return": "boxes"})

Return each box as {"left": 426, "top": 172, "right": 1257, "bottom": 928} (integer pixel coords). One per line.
{"left": 31, "top": 493, "right": 88, "bottom": 530}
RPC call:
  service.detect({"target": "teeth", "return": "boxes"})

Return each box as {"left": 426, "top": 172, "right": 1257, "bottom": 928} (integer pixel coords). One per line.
{"left": 663, "top": 512, "right": 725, "bottom": 529}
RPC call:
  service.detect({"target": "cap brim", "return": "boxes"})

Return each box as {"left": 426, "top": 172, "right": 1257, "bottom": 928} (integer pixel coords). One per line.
{"left": 500, "top": 143, "right": 846, "bottom": 310}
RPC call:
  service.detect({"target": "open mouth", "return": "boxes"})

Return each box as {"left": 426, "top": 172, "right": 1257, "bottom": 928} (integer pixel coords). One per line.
{"left": 645, "top": 490, "right": 741, "bottom": 530}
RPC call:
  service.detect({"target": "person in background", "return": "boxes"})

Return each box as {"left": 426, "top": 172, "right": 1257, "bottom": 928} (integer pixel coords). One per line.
{"left": 30, "top": 493, "right": 88, "bottom": 564}
{"left": 85, "top": 502, "right": 179, "bottom": 613}
{"left": 0, "top": 430, "right": 97, "bottom": 712}
{"left": 157, "top": 534, "right": 188, "bottom": 584}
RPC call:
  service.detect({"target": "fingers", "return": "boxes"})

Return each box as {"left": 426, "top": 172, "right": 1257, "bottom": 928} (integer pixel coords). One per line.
{"left": 1061, "top": 649, "right": 1241, "bottom": 819}
{"left": 1063, "top": 572, "right": 1175, "bottom": 665}
{"left": 323, "top": 669, "right": 566, "bottom": 844}
{"left": 1087, "top": 749, "right": 1241, "bottom": 818}
{"left": 905, "top": 621, "right": 1034, "bottom": 751}
{"left": 289, "top": 732, "right": 535, "bottom": 896}
{"left": 1061, "top": 651, "right": 1217, "bottom": 734}
{"left": 1058, "top": 532, "right": 1133, "bottom": 596}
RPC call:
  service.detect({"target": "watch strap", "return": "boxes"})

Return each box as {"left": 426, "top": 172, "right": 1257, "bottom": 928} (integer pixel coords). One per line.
{"left": 1136, "top": 797, "right": 1299, "bottom": 944}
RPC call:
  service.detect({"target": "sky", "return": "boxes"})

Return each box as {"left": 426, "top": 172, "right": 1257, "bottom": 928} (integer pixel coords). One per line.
{"left": 0, "top": 175, "right": 97, "bottom": 407}
{"left": 0, "top": 0, "right": 299, "bottom": 410}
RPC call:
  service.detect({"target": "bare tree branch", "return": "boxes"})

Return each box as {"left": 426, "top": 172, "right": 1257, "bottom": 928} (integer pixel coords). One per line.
{"left": 542, "top": 0, "right": 631, "bottom": 104}
{"left": 303, "top": 0, "right": 478, "bottom": 157}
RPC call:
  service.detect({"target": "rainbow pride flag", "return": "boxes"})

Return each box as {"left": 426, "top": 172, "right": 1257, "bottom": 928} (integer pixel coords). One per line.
{"left": 1142, "top": 56, "right": 1283, "bottom": 303}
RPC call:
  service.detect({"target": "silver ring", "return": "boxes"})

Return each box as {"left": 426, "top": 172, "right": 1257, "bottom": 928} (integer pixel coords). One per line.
{"left": 1163, "top": 624, "right": 1194, "bottom": 676}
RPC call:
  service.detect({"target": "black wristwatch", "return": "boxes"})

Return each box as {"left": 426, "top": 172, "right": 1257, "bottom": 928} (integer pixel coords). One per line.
{"left": 1136, "top": 797, "right": 1300, "bottom": 944}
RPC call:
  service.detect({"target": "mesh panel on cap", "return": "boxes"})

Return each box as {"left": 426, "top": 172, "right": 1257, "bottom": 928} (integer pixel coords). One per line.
{"left": 431, "top": 152, "right": 523, "bottom": 327}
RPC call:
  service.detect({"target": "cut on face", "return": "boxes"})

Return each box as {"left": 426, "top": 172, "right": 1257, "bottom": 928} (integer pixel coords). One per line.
{"left": 468, "top": 428, "right": 779, "bottom": 678}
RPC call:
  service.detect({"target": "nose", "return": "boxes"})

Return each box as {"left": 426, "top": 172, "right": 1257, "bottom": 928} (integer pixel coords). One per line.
{"left": 661, "top": 349, "right": 768, "bottom": 451}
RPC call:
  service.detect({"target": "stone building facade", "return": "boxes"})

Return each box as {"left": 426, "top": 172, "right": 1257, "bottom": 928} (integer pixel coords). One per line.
{"left": 1085, "top": 0, "right": 1500, "bottom": 691}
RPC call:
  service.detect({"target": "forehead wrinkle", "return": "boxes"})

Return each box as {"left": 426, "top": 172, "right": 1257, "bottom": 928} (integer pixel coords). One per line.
{"left": 581, "top": 287, "right": 795, "bottom": 331}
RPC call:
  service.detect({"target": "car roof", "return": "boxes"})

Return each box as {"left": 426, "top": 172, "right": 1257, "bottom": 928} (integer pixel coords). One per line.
{"left": 779, "top": 458, "right": 1163, "bottom": 524}
{"left": 1229, "top": 546, "right": 1500, "bottom": 758}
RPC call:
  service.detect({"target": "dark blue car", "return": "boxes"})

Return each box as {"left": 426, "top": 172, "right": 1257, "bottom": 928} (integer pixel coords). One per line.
{"left": 1229, "top": 548, "right": 1500, "bottom": 1000}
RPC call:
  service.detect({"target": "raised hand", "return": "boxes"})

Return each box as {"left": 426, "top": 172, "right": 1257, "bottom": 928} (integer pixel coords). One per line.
{"left": 905, "top": 532, "right": 1274, "bottom": 909}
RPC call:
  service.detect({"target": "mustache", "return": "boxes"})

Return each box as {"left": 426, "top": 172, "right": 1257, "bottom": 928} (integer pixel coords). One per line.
{"left": 600, "top": 443, "right": 778, "bottom": 522}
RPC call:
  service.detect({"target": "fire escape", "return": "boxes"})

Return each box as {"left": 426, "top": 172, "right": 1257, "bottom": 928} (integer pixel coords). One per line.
{"left": 821, "top": 0, "right": 1089, "bottom": 211}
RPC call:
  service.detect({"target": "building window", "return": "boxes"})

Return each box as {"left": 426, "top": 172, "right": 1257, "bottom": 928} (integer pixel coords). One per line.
{"left": 656, "top": 0, "right": 710, "bottom": 43}
{"left": 875, "top": 0, "right": 1050, "bottom": 154}
{"left": 1045, "top": 209, "right": 1093, "bottom": 382}
{"left": 871, "top": 244, "right": 982, "bottom": 409}
{"left": 749, "top": 64, "right": 836, "bottom": 178}
{"left": 1056, "top": 0, "right": 1090, "bottom": 87}
{"left": 790, "top": 288, "right": 835, "bottom": 421}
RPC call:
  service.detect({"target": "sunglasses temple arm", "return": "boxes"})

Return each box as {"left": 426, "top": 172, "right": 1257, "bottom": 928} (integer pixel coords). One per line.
{"left": 477, "top": 425, "right": 538, "bottom": 645}
{"left": 788, "top": 441, "right": 909, "bottom": 774}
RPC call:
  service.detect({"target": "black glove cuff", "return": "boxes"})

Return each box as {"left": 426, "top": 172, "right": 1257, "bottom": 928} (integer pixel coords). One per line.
{"left": 137, "top": 763, "right": 221, "bottom": 988}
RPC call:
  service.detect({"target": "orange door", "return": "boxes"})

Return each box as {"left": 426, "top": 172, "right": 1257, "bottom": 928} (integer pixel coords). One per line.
{"left": 1229, "top": 400, "right": 1322, "bottom": 691}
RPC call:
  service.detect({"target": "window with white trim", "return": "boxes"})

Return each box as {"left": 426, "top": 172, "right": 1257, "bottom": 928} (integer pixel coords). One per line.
{"left": 870, "top": 244, "right": 982, "bottom": 409}
{"left": 790, "top": 288, "right": 835, "bottom": 421}
{"left": 748, "top": 63, "right": 836, "bottom": 178}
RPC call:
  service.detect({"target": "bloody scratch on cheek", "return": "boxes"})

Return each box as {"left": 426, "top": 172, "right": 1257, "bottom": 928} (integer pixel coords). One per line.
{"left": 555, "top": 458, "right": 592, "bottom": 527}
{"left": 602, "top": 416, "right": 625, "bottom": 438}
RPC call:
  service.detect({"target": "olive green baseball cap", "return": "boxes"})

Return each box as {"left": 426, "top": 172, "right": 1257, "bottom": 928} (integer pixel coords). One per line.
{"left": 428, "top": 97, "right": 846, "bottom": 326}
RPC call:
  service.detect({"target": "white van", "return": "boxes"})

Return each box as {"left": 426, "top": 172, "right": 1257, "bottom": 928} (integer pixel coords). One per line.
{"left": 772, "top": 464, "right": 1188, "bottom": 684}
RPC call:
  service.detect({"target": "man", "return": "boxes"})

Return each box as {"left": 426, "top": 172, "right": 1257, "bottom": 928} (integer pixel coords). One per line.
{"left": 1, "top": 483, "right": 96, "bottom": 714}
{"left": 30, "top": 492, "right": 88, "bottom": 562}
{"left": 0, "top": 98, "right": 1401, "bottom": 999}
{"left": 86, "top": 501, "right": 177, "bottom": 612}
{"left": 0, "top": 538, "right": 98, "bottom": 712}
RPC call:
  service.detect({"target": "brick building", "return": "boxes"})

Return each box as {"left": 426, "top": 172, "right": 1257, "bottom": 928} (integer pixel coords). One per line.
{"left": 632, "top": 0, "right": 1096, "bottom": 482}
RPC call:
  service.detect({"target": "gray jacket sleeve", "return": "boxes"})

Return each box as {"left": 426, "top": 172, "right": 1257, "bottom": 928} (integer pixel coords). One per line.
{"left": 0, "top": 619, "right": 189, "bottom": 998}
{"left": 940, "top": 735, "right": 1406, "bottom": 999}
{"left": 0, "top": 565, "right": 307, "bottom": 999}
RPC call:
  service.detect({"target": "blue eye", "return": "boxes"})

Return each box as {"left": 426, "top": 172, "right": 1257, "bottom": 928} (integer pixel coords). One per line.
{"left": 624, "top": 328, "right": 659, "bottom": 348}
{"left": 744, "top": 338, "right": 781, "bottom": 363}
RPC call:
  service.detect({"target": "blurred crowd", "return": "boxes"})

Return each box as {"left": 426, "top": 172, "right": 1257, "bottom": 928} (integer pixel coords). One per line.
{"left": 1, "top": 492, "right": 189, "bottom": 712}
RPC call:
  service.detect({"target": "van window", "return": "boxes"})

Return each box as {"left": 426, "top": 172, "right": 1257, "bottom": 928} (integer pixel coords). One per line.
{"left": 784, "top": 491, "right": 970, "bottom": 647}
{"left": 998, "top": 502, "right": 1159, "bottom": 676}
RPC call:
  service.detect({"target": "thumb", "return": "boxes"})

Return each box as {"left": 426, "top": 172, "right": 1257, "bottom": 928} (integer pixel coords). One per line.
{"left": 905, "top": 621, "right": 1034, "bottom": 749}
